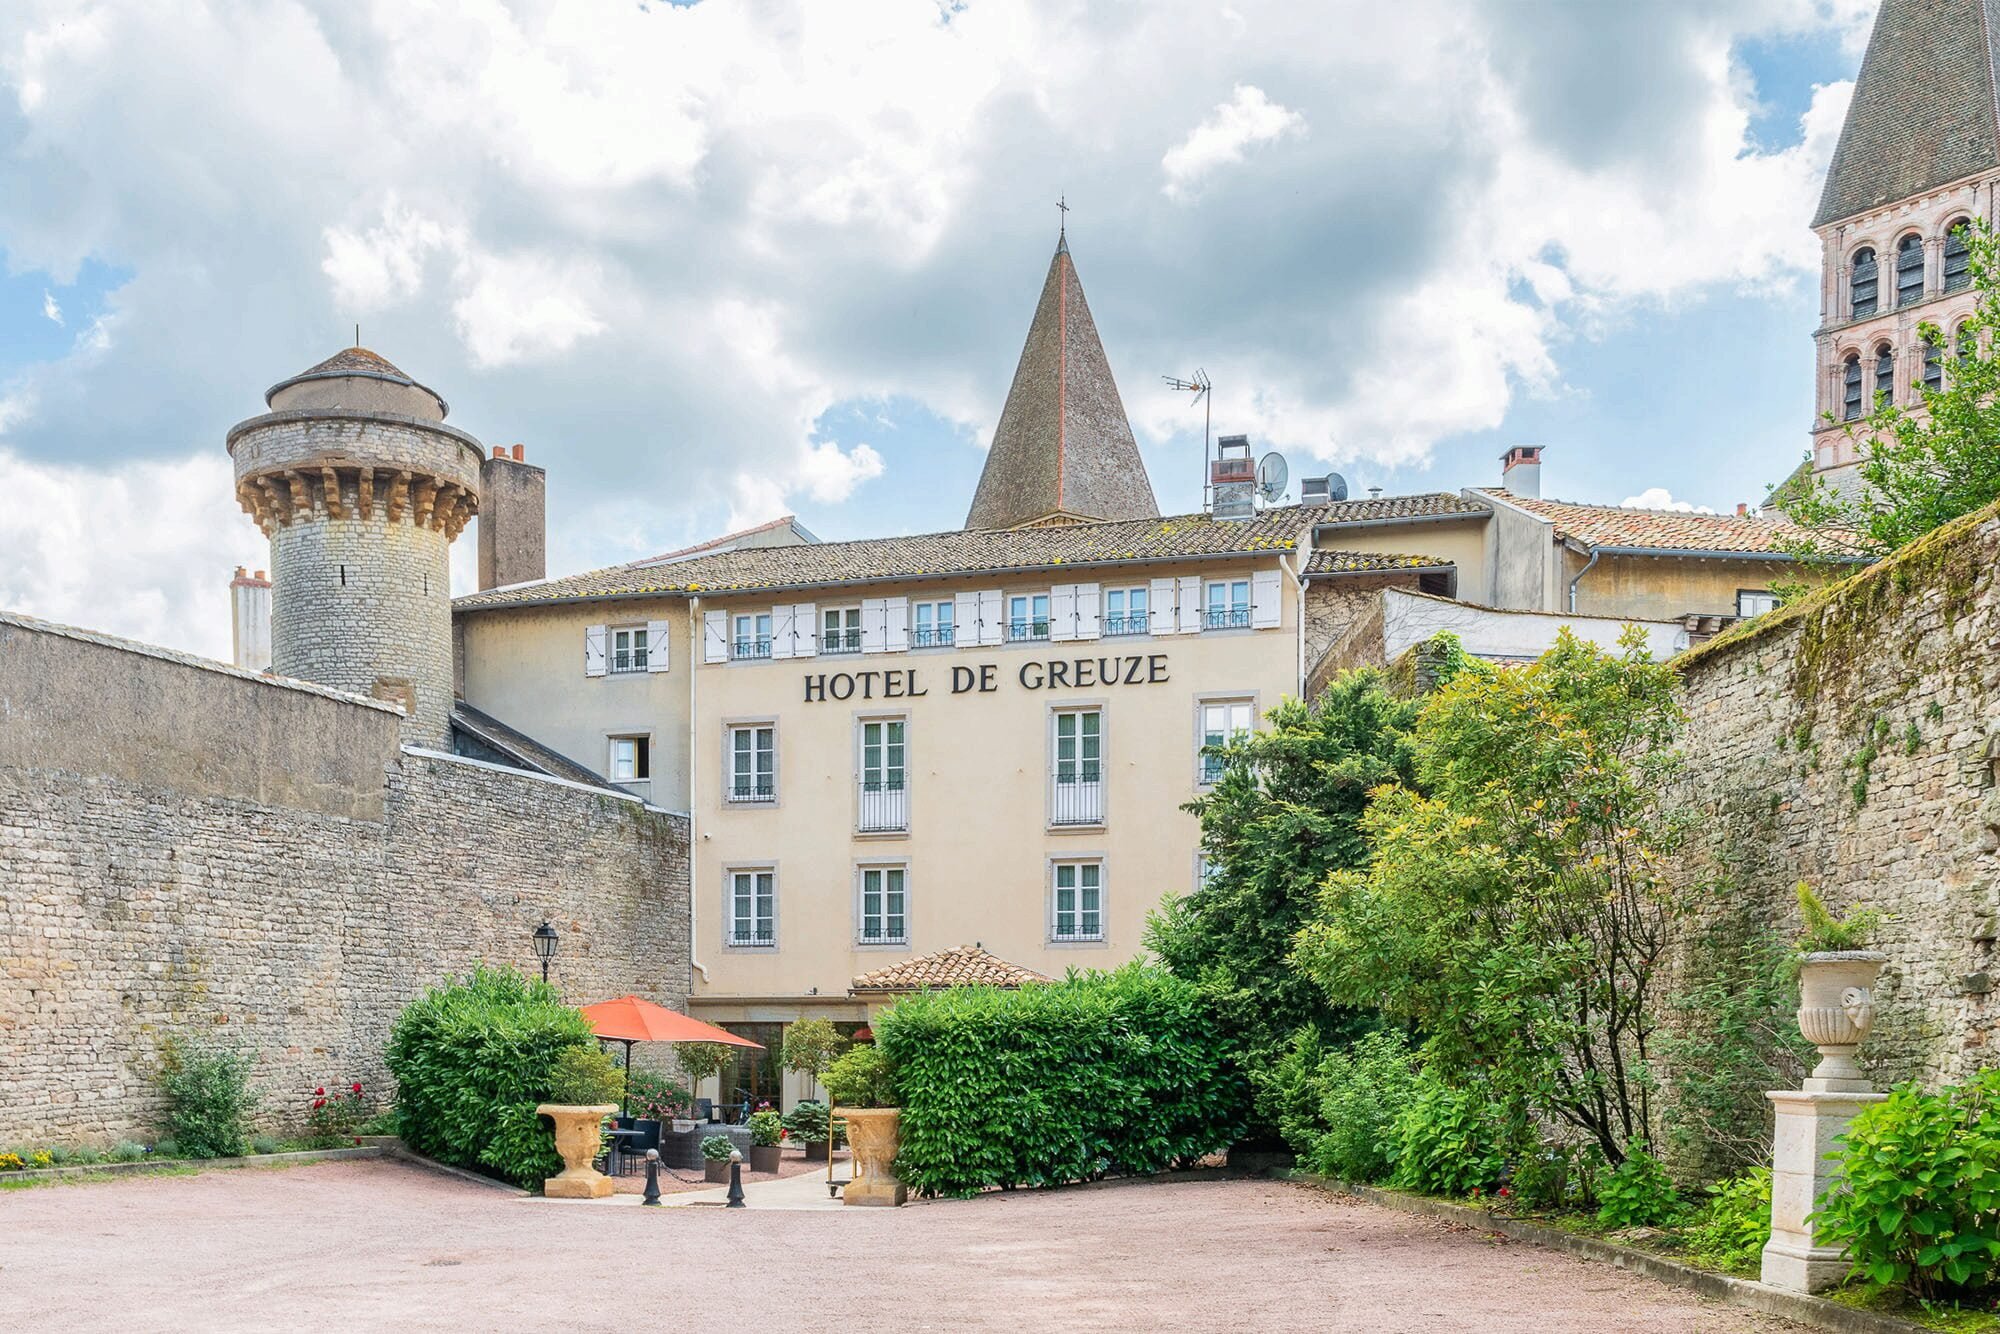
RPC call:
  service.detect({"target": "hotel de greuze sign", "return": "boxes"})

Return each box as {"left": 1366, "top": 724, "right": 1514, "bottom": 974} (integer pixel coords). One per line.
{"left": 802, "top": 653, "right": 1170, "bottom": 703}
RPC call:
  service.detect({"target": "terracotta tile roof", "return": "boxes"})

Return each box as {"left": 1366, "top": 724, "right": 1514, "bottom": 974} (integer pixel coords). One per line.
{"left": 1311, "top": 492, "right": 1492, "bottom": 524}
{"left": 1303, "top": 550, "right": 1453, "bottom": 575}
{"left": 456, "top": 504, "right": 1324, "bottom": 609}
{"left": 849, "top": 946, "right": 1050, "bottom": 994}
{"left": 1478, "top": 489, "right": 1812, "bottom": 556}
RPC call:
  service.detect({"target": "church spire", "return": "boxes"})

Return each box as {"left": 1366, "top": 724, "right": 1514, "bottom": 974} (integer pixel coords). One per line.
{"left": 963, "top": 236, "right": 1159, "bottom": 531}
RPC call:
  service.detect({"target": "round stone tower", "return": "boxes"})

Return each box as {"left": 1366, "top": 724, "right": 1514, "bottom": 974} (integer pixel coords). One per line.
{"left": 228, "top": 347, "right": 483, "bottom": 747}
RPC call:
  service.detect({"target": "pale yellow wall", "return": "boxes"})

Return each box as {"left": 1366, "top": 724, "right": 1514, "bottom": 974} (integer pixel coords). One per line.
{"left": 1312, "top": 519, "right": 1490, "bottom": 597}
{"left": 456, "top": 599, "right": 693, "bottom": 809}
{"left": 1567, "top": 553, "right": 1793, "bottom": 621}
{"left": 687, "top": 559, "right": 1303, "bottom": 1013}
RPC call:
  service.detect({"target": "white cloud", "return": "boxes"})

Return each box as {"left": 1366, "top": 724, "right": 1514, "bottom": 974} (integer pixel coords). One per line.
{"left": 1620, "top": 487, "right": 1716, "bottom": 514}
{"left": 450, "top": 249, "right": 608, "bottom": 369}
{"left": 40, "top": 290, "right": 60, "bottom": 325}
{"left": 1161, "top": 85, "right": 1307, "bottom": 201}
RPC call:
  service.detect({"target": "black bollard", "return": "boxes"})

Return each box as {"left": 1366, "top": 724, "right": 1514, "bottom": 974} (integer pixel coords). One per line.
{"left": 726, "top": 1150, "right": 746, "bottom": 1208}
{"left": 642, "top": 1149, "right": 662, "bottom": 1206}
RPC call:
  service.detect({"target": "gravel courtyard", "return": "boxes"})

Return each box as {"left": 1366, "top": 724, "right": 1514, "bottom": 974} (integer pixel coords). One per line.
{"left": 3, "top": 1159, "right": 1806, "bottom": 1332}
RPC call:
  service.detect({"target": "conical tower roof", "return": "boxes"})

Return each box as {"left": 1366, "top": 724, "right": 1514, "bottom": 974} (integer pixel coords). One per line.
{"left": 1814, "top": 0, "right": 2000, "bottom": 226}
{"left": 263, "top": 345, "right": 448, "bottom": 419}
{"left": 965, "top": 238, "right": 1159, "bottom": 530}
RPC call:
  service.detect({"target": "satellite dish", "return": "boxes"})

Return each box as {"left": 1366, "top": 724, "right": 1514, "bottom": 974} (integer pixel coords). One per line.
{"left": 1256, "top": 451, "right": 1288, "bottom": 502}
{"left": 1326, "top": 472, "right": 1349, "bottom": 502}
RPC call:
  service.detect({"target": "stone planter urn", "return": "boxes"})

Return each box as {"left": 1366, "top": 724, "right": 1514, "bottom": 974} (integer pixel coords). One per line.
{"left": 841, "top": 1107, "right": 906, "bottom": 1207}
{"left": 750, "top": 1144, "right": 781, "bottom": 1173}
{"left": 1796, "top": 951, "right": 1888, "bottom": 1092}
{"left": 535, "top": 1103, "right": 617, "bottom": 1199}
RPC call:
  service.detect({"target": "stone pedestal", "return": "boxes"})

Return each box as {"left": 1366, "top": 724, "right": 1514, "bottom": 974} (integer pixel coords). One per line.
{"left": 841, "top": 1107, "right": 906, "bottom": 1207}
{"left": 536, "top": 1103, "right": 617, "bottom": 1200}
{"left": 1761, "top": 1088, "right": 1886, "bottom": 1292}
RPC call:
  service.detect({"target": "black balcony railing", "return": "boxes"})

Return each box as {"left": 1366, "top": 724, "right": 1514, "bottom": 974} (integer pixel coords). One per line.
{"left": 1102, "top": 613, "right": 1148, "bottom": 636}
{"left": 858, "top": 923, "right": 908, "bottom": 946}
{"left": 1199, "top": 756, "right": 1227, "bottom": 785}
{"left": 728, "top": 925, "right": 776, "bottom": 947}
{"left": 912, "top": 626, "right": 956, "bottom": 648}
{"left": 1050, "top": 919, "right": 1103, "bottom": 943}
{"left": 1203, "top": 607, "right": 1251, "bottom": 630}
{"left": 858, "top": 777, "right": 909, "bottom": 833}
{"left": 1008, "top": 618, "right": 1051, "bottom": 643}
{"left": 1050, "top": 773, "right": 1104, "bottom": 826}
{"left": 731, "top": 637, "right": 772, "bottom": 660}
{"left": 609, "top": 649, "right": 649, "bottom": 673}
{"left": 727, "top": 779, "right": 776, "bottom": 803}
{"left": 821, "top": 628, "right": 863, "bottom": 655}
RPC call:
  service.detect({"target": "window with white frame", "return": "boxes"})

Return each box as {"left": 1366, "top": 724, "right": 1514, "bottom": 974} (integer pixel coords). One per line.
{"left": 1199, "top": 699, "right": 1253, "bottom": 784}
{"left": 1103, "top": 585, "right": 1149, "bottom": 636}
{"left": 731, "top": 612, "right": 772, "bottom": 660}
{"left": 911, "top": 599, "right": 955, "bottom": 648}
{"left": 822, "top": 606, "right": 862, "bottom": 655}
{"left": 1204, "top": 579, "right": 1251, "bottom": 630}
{"left": 1008, "top": 592, "right": 1051, "bottom": 642}
{"left": 1195, "top": 853, "right": 1220, "bottom": 890}
{"left": 727, "top": 868, "right": 776, "bottom": 947}
{"left": 609, "top": 734, "right": 650, "bottom": 788}
{"left": 857, "top": 865, "right": 908, "bottom": 945}
{"left": 1050, "top": 860, "right": 1104, "bottom": 942}
{"left": 857, "top": 717, "right": 908, "bottom": 832}
{"left": 727, "top": 724, "right": 776, "bottom": 802}
{"left": 1051, "top": 708, "right": 1103, "bottom": 826}
{"left": 1736, "top": 589, "right": 1781, "bottom": 619}
{"left": 609, "top": 626, "right": 649, "bottom": 673}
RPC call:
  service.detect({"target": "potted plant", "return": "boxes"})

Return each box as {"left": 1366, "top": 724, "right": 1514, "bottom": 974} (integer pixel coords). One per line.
{"left": 1793, "top": 882, "right": 1888, "bottom": 1090}
{"left": 780, "top": 1019, "right": 846, "bottom": 1102}
{"left": 672, "top": 1041, "right": 735, "bottom": 1123}
{"left": 535, "top": 1045, "right": 626, "bottom": 1199}
{"left": 822, "top": 1044, "right": 904, "bottom": 1207}
{"left": 747, "top": 1109, "right": 783, "bottom": 1173}
{"left": 783, "top": 1100, "right": 833, "bottom": 1161}
{"left": 700, "top": 1134, "right": 737, "bottom": 1183}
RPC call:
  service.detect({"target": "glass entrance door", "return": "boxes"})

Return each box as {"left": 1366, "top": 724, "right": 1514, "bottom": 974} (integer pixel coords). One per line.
{"left": 720, "top": 1022, "right": 784, "bottom": 1117}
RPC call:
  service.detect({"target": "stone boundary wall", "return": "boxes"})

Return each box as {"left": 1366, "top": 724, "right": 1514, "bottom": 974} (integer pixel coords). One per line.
{"left": 1674, "top": 503, "right": 2000, "bottom": 1089}
{"left": 0, "top": 612, "right": 689, "bottom": 1145}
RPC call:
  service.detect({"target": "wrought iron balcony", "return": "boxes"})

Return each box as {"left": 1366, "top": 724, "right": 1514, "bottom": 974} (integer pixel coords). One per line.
{"left": 857, "top": 923, "right": 908, "bottom": 946}
{"left": 912, "top": 625, "right": 956, "bottom": 648}
{"left": 1050, "top": 772, "right": 1104, "bottom": 826}
{"left": 1008, "top": 618, "right": 1051, "bottom": 643}
{"left": 731, "top": 637, "right": 772, "bottom": 660}
{"left": 821, "top": 628, "right": 863, "bottom": 655}
{"left": 1203, "top": 607, "right": 1251, "bottom": 630}
{"left": 726, "top": 779, "right": 776, "bottom": 804}
{"left": 857, "top": 777, "right": 909, "bottom": 833}
{"left": 728, "top": 925, "right": 776, "bottom": 947}
{"left": 1102, "top": 613, "right": 1148, "bottom": 637}
{"left": 1050, "top": 919, "right": 1103, "bottom": 943}
{"left": 609, "top": 649, "right": 649, "bottom": 673}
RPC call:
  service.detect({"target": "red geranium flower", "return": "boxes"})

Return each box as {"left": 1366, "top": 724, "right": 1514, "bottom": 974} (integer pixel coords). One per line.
{"left": 315, "top": 1086, "right": 326, "bottom": 1096}
{"left": 313, "top": 1098, "right": 326, "bottom": 1109}
{"left": 352, "top": 1082, "right": 363, "bottom": 1094}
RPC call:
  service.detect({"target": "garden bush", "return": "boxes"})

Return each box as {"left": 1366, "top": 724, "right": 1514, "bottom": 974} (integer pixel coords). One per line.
{"left": 748, "top": 1109, "right": 783, "bottom": 1148}
{"left": 1682, "top": 1168, "right": 1771, "bottom": 1275}
{"left": 1303, "top": 1028, "right": 1417, "bottom": 1183}
{"left": 782, "top": 1100, "right": 838, "bottom": 1147}
{"left": 547, "top": 1045, "right": 625, "bottom": 1106}
{"left": 383, "top": 965, "right": 598, "bottom": 1188}
{"left": 1595, "top": 1142, "right": 1680, "bottom": 1228}
{"left": 1817, "top": 1071, "right": 2000, "bottom": 1298}
{"left": 156, "top": 1037, "right": 258, "bottom": 1159}
{"left": 625, "top": 1067, "right": 691, "bottom": 1123}
{"left": 1391, "top": 1071, "right": 1509, "bottom": 1196}
{"left": 873, "top": 964, "right": 1243, "bottom": 1197}
{"left": 821, "top": 1044, "right": 898, "bottom": 1108}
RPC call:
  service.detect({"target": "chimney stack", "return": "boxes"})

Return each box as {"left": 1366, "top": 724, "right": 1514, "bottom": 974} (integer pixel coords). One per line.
{"left": 1501, "top": 445, "right": 1543, "bottom": 498}
{"left": 229, "top": 566, "right": 273, "bottom": 672}
{"left": 477, "top": 444, "right": 547, "bottom": 590}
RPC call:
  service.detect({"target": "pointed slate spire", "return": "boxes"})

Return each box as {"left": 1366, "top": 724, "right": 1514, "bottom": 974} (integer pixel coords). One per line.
{"left": 1814, "top": 0, "right": 2000, "bottom": 226}
{"left": 964, "top": 239, "right": 1159, "bottom": 530}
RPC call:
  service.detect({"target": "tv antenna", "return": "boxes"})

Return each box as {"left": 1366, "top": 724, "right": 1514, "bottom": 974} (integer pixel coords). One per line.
{"left": 1162, "top": 370, "right": 1212, "bottom": 509}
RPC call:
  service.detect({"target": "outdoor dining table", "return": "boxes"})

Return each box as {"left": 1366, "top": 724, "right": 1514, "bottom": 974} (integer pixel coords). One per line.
{"left": 605, "top": 1126, "right": 644, "bottom": 1176}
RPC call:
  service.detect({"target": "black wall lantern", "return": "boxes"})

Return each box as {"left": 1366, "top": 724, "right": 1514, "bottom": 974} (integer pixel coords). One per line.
{"left": 532, "top": 919, "right": 559, "bottom": 985}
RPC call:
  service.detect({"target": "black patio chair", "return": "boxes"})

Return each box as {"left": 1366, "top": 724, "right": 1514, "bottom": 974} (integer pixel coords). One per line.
{"left": 619, "top": 1118, "right": 661, "bottom": 1174}
{"left": 694, "top": 1097, "right": 714, "bottom": 1122}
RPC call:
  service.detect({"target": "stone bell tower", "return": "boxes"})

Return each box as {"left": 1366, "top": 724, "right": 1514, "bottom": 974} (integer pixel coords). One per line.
{"left": 228, "top": 347, "right": 483, "bottom": 747}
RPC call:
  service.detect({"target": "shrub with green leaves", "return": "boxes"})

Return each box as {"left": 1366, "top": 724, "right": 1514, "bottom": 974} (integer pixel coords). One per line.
{"left": 1391, "top": 1071, "right": 1510, "bottom": 1196}
{"left": 748, "top": 1109, "right": 783, "bottom": 1148}
{"left": 156, "top": 1037, "right": 258, "bottom": 1159}
{"left": 1303, "top": 1029, "right": 1417, "bottom": 1183}
{"left": 547, "top": 1045, "right": 625, "bottom": 1106}
{"left": 782, "top": 1099, "right": 833, "bottom": 1145}
{"left": 383, "top": 965, "right": 597, "bottom": 1188}
{"left": 821, "top": 1044, "right": 897, "bottom": 1109}
{"left": 700, "top": 1135, "right": 736, "bottom": 1163}
{"left": 874, "top": 965, "right": 1243, "bottom": 1197}
{"left": 1595, "top": 1142, "right": 1680, "bottom": 1228}
{"left": 1817, "top": 1072, "right": 2000, "bottom": 1299}
{"left": 1794, "top": 881, "right": 1883, "bottom": 953}
{"left": 625, "top": 1067, "right": 691, "bottom": 1123}
{"left": 1682, "top": 1169, "right": 1771, "bottom": 1275}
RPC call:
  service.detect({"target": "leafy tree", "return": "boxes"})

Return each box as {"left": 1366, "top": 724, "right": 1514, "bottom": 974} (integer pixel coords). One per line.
{"left": 1295, "top": 629, "right": 1687, "bottom": 1165}
{"left": 779, "top": 1018, "right": 845, "bottom": 1101}
{"left": 672, "top": 1041, "right": 736, "bottom": 1105}
{"left": 1782, "top": 217, "right": 2000, "bottom": 568}
{"left": 1144, "top": 670, "right": 1419, "bottom": 1136}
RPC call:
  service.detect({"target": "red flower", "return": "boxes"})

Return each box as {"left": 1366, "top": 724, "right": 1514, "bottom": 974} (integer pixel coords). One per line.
{"left": 1498, "top": 1187, "right": 1510, "bottom": 1197}
{"left": 352, "top": 1082, "right": 363, "bottom": 1094}
{"left": 313, "top": 1098, "right": 326, "bottom": 1109}
{"left": 314, "top": 1087, "right": 326, "bottom": 1096}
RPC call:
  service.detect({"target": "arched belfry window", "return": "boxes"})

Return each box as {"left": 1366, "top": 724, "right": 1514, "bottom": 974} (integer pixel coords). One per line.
{"left": 1944, "top": 219, "right": 1973, "bottom": 293}
{"left": 1896, "top": 233, "right": 1926, "bottom": 307}
{"left": 1874, "top": 343, "right": 1895, "bottom": 404}
{"left": 1923, "top": 336, "right": 1945, "bottom": 394}
{"left": 1842, "top": 353, "right": 1863, "bottom": 420}
{"left": 1959, "top": 322, "right": 1977, "bottom": 365}
{"left": 1851, "top": 246, "right": 1878, "bottom": 317}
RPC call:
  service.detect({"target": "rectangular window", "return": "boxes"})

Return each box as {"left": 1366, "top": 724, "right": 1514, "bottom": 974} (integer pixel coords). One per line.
{"left": 727, "top": 869, "right": 776, "bottom": 948}
{"left": 609, "top": 735, "right": 650, "bottom": 789}
{"left": 1199, "top": 699, "right": 1253, "bottom": 784}
{"left": 1204, "top": 579, "right": 1251, "bottom": 630}
{"left": 1103, "top": 585, "right": 1149, "bottom": 637}
{"left": 609, "top": 626, "right": 649, "bottom": 673}
{"left": 822, "top": 606, "right": 862, "bottom": 655}
{"left": 1196, "top": 854, "right": 1220, "bottom": 890}
{"left": 727, "top": 724, "right": 776, "bottom": 803}
{"left": 1051, "top": 708, "right": 1103, "bottom": 826}
{"left": 1736, "top": 589, "right": 1781, "bottom": 619}
{"left": 911, "top": 599, "right": 955, "bottom": 648}
{"left": 1051, "top": 860, "right": 1104, "bottom": 942}
{"left": 731, "top": 612, "right": 772, "bottom": 660}
{"left": 858, "top": 866, "right": 908, "bottom": 945}
{"left": 858, "top": 718, "right": 909, "bottom": 832}
{"left": 1008, "top": 592, "right": 1051, "bottom": 642}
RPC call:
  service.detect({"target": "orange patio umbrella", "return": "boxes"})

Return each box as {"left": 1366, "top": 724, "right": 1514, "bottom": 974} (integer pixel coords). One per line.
{"left": 580, "top": 995, "right": 764, "bottom": 1115}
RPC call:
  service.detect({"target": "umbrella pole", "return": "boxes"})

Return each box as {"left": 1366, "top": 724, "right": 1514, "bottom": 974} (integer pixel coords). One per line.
{"left": 622, "top": 1039, "right": 635, "bottom": 1117}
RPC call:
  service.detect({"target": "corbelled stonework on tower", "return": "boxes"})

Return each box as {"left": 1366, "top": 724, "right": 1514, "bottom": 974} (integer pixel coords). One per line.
{"left": 964, "top": 238, "right": 1160, "bottom": 530}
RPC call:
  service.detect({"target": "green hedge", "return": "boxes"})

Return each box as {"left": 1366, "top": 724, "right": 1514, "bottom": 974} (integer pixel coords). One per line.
{"left": 384, "top": 965, "right": 597, "bottom": 1188}
{"left": 873, "top": 965, "right": 1243, "bottom": 1197}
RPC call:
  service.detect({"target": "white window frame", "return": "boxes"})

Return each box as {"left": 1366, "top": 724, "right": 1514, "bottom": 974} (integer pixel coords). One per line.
{"left": 1203, "top": 578, "right": 1252, "bottom": 631}
{"left": 1050, "top": 706, "right": 1104, "bottom": 828}
{"left": 856, "top": 863, "right": 910, "bottom": 947}
{"left": 1197, "top": 696, "right": 1255, "bottom": 786}
{"left": 822, "top": 605, "right": 863, "bottom": 656}
{"left": 1008, "top": 591, "right": 1052, "bottom": 643}
{"left": 607, "top": 733, "right": 651, "bottom": 792}
{"left": 1049, "top": 858, "right": 1106, "bottom": 944}
{"left": 857, "top": 714, "right": 910, "bottom": 834}
{"left": 607, "top": 625, "right": 650, "bottom": 674}
{"left": 1102, "top": 584, "right": 1150, "bottom": 637}
{"left": 724, "top": 865, "right": 777, "bottom": 950}
{"left": 1736, "top": 589, "right": 1781, "bottom": 618}
{"left": 725, "top": 721, "right": 777, "bottom": 804}
{"left": 731, "top": 611, "right": 773, "bottom": 661}
{"left": 911, "top": 598, "right": 956, "bottom": 649}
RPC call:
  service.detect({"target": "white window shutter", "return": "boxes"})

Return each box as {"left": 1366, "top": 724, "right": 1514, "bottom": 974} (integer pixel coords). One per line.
{"left": 646, "top": 619, "right": 671, "bottom": 671}
{"left": 885, "top": 596, "right": 910, "bottom": 652}
{"left": 769, "top": 605, "right": 796, "bottom": 660}
{"left": 860, "top": 598, "right": 889, "bottom": 653}
{"left": 1251, "top": 570, "right": 1283, "bottom": 629}
{"left": 1049, "top": 584, "right": 1077, "bottom": 642}
{"left": 1149, "top": 579, "right": 1176, "bottom": 636}
{"left": 793, "top": 603, "right": 817, "bottom": 657}
{"left": 702, "top": 610, "right": 729, "bottom": 664}
{"left": 953, "top": 591, "right": 980, "bottom": 645}
{"left": 1177, "top": 576, "right": 1203, "bottom": 633}
{"left": 978, "top": 590, "right": 1005, "bottom": 646}
{"left": 585, "top": 625, "right": 608, "bottom": 677}
{"left": 1075, "top": 583, "right": 1101, "bottom": 640}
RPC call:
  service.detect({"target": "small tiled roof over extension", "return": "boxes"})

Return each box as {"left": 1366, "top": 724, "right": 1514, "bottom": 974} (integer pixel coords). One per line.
{"left": 850, "top": 945, "right": 1051, "bottom": 994}
{"left": 1479, "top": 490, "right": 1813, "bottom": 556}
{"left": 1303, "top": 550, "right": 1453, "bottom": 576}
{"left": 1311, "top": 492, "right": 1492, "bottom": 524}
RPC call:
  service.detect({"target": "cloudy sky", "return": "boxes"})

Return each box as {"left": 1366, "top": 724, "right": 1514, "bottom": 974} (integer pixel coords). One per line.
{"left": 1, "top": 0, "right": 1875, "bottom": 661}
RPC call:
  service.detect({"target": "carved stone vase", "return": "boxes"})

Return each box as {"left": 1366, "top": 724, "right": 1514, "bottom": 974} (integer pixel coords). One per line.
{"left": 1795, "top": 951, "right": 1887, "bottom": 1092}
{"left": 840, "top": 1107, "right": 906, "bottom": 1207}
{"left": 535, "top": 1103, "right": 618, "bottom": 1199}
